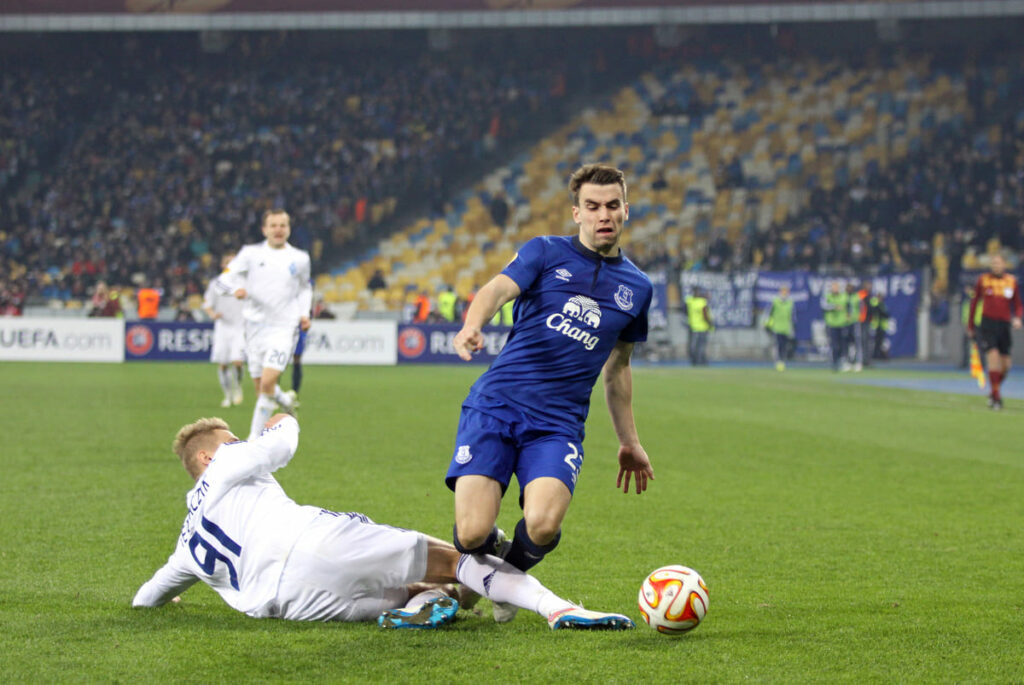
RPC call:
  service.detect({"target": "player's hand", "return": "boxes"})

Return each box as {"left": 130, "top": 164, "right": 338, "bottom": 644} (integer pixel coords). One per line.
{"left": 299, "top": 316, "right": 311, "bottom": 331}
{"left": 1013, "top": 317, "right": 1022, "bottom": 330}
{"left": 234, "top": 288, "right": 247, "bottom": 300}
{"left": 616, "top": 443, "right": 654, "bottom": 495}
{"left": 453, "top": 326, "right": 484, "bottom": 361}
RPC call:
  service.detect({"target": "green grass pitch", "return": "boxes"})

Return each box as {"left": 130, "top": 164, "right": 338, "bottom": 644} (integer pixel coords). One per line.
{"left": 1, "top": 361, "right": 1022, "bottom": 682}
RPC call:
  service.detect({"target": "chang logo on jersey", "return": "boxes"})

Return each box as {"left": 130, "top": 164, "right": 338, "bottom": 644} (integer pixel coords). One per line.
{"left": 546, "top": 295, "right": 601, "bottom": 350}
{"left": 562, "top": 295, "right": 601, "bottom": 328}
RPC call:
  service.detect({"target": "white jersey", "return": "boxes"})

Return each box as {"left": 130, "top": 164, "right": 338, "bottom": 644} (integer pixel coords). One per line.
{"left": 202, "top": 280, "right": 245, "bottom": 329}
{"left": 132, "top": 418, "right": 322, "bottom": 618}
{"left": 218, "top": 241, "right": 312, "bottom": 328}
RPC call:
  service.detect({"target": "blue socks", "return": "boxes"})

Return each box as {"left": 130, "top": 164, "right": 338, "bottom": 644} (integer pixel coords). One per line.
{"left": 453, "top": 524, "right": 498, "bottom": 556}
{"left": 503, "top": 518, "right": 560, "bottom": 572}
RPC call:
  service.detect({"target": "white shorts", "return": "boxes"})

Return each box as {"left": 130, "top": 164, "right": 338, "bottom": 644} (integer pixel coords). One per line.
{"left": 275, "top": 511, "right": 428, "bottom": 622}
{"left": 210, "top": 322, "right": 245, "bottom": 365}
{"left": 245, "top": 323, "right": 298, "bottom": 378}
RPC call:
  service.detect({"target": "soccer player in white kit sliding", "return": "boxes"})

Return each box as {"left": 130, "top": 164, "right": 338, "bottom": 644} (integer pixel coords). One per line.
{"left": 132, "top": 413, "right": 634, "bottom": 630}
{"left": 202, "top": 252, "right": 246, "bottom": 408}
{"left": 217, "top": 209, "right": 310, "bottom": 440}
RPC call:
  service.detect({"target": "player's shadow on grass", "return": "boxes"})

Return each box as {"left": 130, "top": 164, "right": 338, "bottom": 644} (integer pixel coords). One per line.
{"left": 115, "top": 607, "right": 328, "bottom": 634}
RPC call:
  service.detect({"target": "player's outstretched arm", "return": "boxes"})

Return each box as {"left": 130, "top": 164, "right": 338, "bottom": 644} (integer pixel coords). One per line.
{"left": 132, "top": 557, "right": 199, "bottom": 608}
{"left": 453, "top": 274, "right": 520, "bottom": 361}
{"left": 603, "top": 341, "right": 654, "bottom": 494}
{"left": 211, "top": 414, "right": 300, "bottom": 490}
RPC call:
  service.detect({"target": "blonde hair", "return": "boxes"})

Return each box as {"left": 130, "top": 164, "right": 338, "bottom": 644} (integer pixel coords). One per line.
{"left": 173, "top": 417, "right": 231, "bottom": 480}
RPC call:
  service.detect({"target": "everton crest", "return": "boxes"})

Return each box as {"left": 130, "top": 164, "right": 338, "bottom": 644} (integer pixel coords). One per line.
{"left": 614, "top": 284, "right": 634, "bottom": 311}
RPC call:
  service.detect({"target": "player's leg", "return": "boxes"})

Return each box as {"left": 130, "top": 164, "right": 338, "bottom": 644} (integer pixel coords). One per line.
{"left": 231, "top": 361, "right": 244, "bottom": 404}
{"left": 249, "top": 369, "right": 279, "bottom": 440}
{"left": 993, "top": 325, "right": 1012, "bottom": 409}
{"left": 245, "top": 331, "right": 273, "bottom": 440}
{"left": 851, "top": 323, "right": 863, "bottom": 371}
{"left": 211, "top": 330, "right": 232, "bottom": 406}
{"left": 446, "top": 407, "right": 516, "bottom": 554}
{"left": 861, "top": 323, "right": 872, "bottom": 367}
{"left": 258, "top": 327, "right": 299, "bottom": 410}
{"left": 418, "top": 538, "right": 631, "bottom": 630}
{"left": 291, "top": 354, "right": 303, "bottom": 393}
{"left": 829, "top": 327, "right": 842, "bottom": 370}
{"left": 501, "top": 435, "right": 581, "bottom": 574}
{"left": 216, "top": 364, "right": 233, "bottom": 407}
{"left": 506, "top": 477, "right": 571, "bottom": 570}
{"left": 982, "top": 322, "right": 1005, "bottom": 407}
{"left": 453, "top": 476, "right": 503, "bottom": 552}
{"left": 987, "top": 348, "right": 1003, "bottom": 407}
{"left": 291, "top": 329, "right": 306, "bottom": 394}
{"left": 228, "top": 330, "right": 245, "bottom": 405}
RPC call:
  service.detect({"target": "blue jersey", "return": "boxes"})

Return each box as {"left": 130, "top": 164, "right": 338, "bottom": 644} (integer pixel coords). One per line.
{"left": 466, "top": 235, "right": 652, "bottom": 430}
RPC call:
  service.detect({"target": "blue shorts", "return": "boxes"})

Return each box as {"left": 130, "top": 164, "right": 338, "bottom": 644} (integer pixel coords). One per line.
{"left": 294, "top": 328, "right": 307, "bottom": 357}
{"left": 445, "top": 402, "right": 585, "bottom": 502}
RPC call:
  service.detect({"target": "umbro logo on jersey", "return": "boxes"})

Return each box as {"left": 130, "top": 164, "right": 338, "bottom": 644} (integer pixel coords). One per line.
{"left": 554, "top": 268, "right": 573, "bottom": 282}
{"left": 455, "top": 445, "right": 473, "bottom": 464}
{"left": 546, "top": 295, "right": 601, "bottom": 351}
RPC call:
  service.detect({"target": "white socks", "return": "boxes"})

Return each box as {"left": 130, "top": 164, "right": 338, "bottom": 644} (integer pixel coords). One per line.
{"left": 248, "top": 394, "right": 276, "bottom": 441}
{"left": 217, "top": 367, "right": 233, "bottom": 397}
{"left": 271, "top": 384, "right": 287, "bottom": 403}
{"left": 455, "top": 554, "right": 574, "bottom": 619}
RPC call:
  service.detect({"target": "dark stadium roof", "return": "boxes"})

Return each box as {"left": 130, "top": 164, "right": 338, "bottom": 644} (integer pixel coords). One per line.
{"left": 1, "top": 0, "right": 1022, "bottom": 32}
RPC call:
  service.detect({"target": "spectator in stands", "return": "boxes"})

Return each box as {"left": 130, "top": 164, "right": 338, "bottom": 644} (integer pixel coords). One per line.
{"left": 312, "top": 295, "right": 336, "bottom": 320}
{"left": 651, "top": 171, "right": 668, "bottom": 191}
{"left": 174, "top": 300, "right": 197, "bottom": 322}
{"left": 706, "top": 230, "right": 732, "bottom": 272}
{"left": 0, "top": 279, "right": 26, "bottom": 316}
{"left": 489, "top": 192, "right": 510, "bottom": 230}
{"left": 413, "top": 290, "right": 432, "bottom": 324}
{"left": 685, "top": 288, "right": 713, "bottom": 366}
{"left": 2, "top": 33, "right": 573, "bottom": 311}
{"left": 88, "top": 281, "right": 121, "bottom": 318}
{"left": 367, "top": 269, "right": 388, "bottom": 292}
{"left": 436, "top": 285, "right": 458, "bottom": 323}
{"left": 136, "top": 281, "right": 161, "bottom": 321}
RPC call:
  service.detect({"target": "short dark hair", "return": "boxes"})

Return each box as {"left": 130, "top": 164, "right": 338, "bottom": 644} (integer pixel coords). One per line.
{"left": 262, "top": 208, "right": 290, "bottom": 225}
{"left": 568, "top": 164, "right": 627, "bottom": 206}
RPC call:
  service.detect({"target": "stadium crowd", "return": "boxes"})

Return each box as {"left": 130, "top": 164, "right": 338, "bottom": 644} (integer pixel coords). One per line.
{"left": 694, "top": 56, "right": 1024, "bottom": 288}
{"left": 0, "top": 33, "right": 575, "bottom": 313}
{"left": 737, "top": 116, "right": 1024, "bottom": 285}
{"left": 3, "top": 31, "right": 1024, "bottom": 318}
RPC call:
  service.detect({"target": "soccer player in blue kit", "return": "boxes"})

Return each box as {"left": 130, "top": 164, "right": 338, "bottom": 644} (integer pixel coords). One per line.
{"left": 448, "top": 164, "right": 655, "bottom": 623}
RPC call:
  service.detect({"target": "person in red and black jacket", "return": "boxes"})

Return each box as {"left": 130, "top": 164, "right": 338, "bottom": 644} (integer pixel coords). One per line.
{"left": 968, "top": 254, "right": 1023, "bottom": 410}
